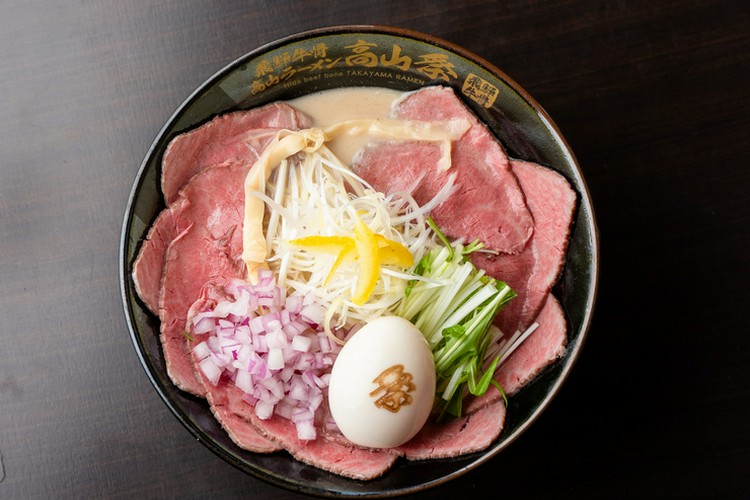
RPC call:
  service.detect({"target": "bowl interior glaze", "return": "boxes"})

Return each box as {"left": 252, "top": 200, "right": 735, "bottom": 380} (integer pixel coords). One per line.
{"left": 120, "top": 25, "right": 598, "bottom": 497}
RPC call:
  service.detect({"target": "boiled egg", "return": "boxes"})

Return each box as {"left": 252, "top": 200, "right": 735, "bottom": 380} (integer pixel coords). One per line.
{"left": 328, "top": 316, "right": 436, "bottom": 448}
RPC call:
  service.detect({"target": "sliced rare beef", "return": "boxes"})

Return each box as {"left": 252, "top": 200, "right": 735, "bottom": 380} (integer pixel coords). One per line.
{"left": 471, "top": 159, "right": 576, "bottom": 337}
{"left": 217, "top": 372, "right": 398, "bottom": 479}
{"left": 158, "top": 159, "right": 247, "bottom": 396}
{"left": 234, "top": 404, "right": 398, "bottom": 480}
{"left": 161, "top": 102, "right": 311, "bottom": 205}
{"left": 213, "top": 409, "right": 283, "bottom": 453}
{"left": 132, "top": 197, "right": 190, "bottom": 314}
{"left": 353, "top": 86, "right": 534, "bottom": 255}
{"left": 395, "top": 400, "right": 506, "bottom": 460}
{"left": 458, "top": 159, "right": 575, "bottom": 412}
{"left": 495, "top": 293, "right": 568, "bottom": 395}
{"left": 135, "top": 104, "right": 309, "bottom": 314}
{"left": 463, "top": 294, "right": 568, "bottom": 414}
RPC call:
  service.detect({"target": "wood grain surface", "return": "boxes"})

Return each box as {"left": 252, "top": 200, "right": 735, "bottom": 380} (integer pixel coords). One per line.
{"left": 1, "top": 0, "right": 748, "bottom": 498}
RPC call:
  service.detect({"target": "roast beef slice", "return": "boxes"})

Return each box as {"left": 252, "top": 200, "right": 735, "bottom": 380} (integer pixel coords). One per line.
{"left": 496, "top": 294, "right": 568, "bottom": 395}
{"left": 353, "top": 85, "right": 534, "bottom": 255}
{"left": 395, "top": 400, "right": 506, "bottom": 460}
{"left": 464, "top": 293, "right": 568, "bottom": 414}
{"left": 471, "top": 159, "right": 576, "bottom": 336}
{"left": 132, "top": 197, "right": 190, "bottom": 315}
{"left": 246, "top": 410, "right": 398, "bottom": 480}
{"left": 161, "top": 102, "right": 310, "bottom": 205}
{"left": 134, "top": 104, "right": 309, "bottom": 314}
{"left": 459, "top": 159, "right": 575, "bottom": 412}
{"left": 158, "top": 159, "right": 248, "bottom": 396}
{"left": 196, "top": 345, "right": 397, "bottom": 480}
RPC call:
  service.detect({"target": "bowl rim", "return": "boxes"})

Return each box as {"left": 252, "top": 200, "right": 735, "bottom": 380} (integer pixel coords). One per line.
{"left": 119, "top": 24, "right": 599, "bottom": 497}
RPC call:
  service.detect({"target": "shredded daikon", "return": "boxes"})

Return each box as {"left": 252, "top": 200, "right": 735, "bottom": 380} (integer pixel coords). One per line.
{"left": 242, "top": 119, "right": 462, "bottom": 328}
{"left": 263, "top": 147, "right": 450, "bottom": 327}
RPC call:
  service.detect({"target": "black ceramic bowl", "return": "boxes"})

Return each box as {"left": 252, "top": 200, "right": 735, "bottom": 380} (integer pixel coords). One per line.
{"left": 120, "top": 25, "right": 598, "bottom": 497}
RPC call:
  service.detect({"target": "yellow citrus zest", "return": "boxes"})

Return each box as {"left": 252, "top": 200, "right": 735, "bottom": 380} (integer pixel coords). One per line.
{"left": 375, "top": 234, "right": 414, "bottom": 268}
{"left": 289, "top": 235, "right": 354, "bottom": 254}
{"left": 325, "top": 243, "right": 357, "bottom": 285}
{"left": 289, "top": 221, "right": 413, "bottom": 305}
{"left": 352, "top": 216, "right": 380, "bottom": 306}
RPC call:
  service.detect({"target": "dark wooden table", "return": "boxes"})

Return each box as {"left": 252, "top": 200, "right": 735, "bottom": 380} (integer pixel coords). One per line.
{"left": 2, "top": 1, "right": 748, "bottom": 498}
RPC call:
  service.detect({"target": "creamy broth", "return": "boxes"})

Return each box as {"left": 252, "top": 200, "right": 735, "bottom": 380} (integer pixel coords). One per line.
{"left": 287, "top": 87, "right": 404, "bottom": 164}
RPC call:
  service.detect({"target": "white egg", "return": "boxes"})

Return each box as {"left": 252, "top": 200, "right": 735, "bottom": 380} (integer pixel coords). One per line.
{"left": 328, "top": 316, "right": 436, "bottom": 448}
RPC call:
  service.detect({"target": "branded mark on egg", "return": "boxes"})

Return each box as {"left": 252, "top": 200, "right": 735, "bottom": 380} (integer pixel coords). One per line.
{"left": 369, "top": 364, "right": 415, "bottom": 413}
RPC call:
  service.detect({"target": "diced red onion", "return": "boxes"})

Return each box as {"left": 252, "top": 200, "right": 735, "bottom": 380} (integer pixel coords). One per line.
{"left": 225, "top": 281, "right": 239, "bottom": 298}
{"left": 291, "top": 407, "right": 314, "bottom": 424}
{"left": 254, "top": 384, "right": 271, "bottom": 404}
{"left": 193, "top": 316, "right": 216, "bottom": 334}
{"left": 285, "top": 294, "right": 302, "bottom": 313}
{"left": 192, "top": 341, "right": 210, "bottom": 361}
{"left": 262, "top": 313, "right": 282, "bottom": 332}
{"left": 249, "top": 354, "right": 268, "bottom": 379}
{"left": 275, "top": 400, "right": 294, "bottom": 420}
{"left": 280, "top": 309, "right": 291, "bottom": 325}
{"left": 255, "top": 399, "right": 274, "bottom": 420}
{"left": 299, "top": 303, "right": 325, "bottom": 326}
{"left": 267, "top": 347, "right": 284, "bottom": 370}
{"left": 210, "top": 351, "right": 232, "bottom": 369}
{"left": 296, "top": 419, "right": 316, "bottom": 441}
{"left": 283, "top": 347, "right": 299, "bottom": 364}
{"left": 249, "top": 316, "right": 265, "bottom": 335}
{"left": 302, "top": 370, "right": 316, "bottom": 388}
{"left": 199, "top": 357, "right": 221, "bottom": 386}
{"left": 191, "top": 273, "right": 344, "bottom": 440}
{"left": 286, "top": 320, "right": 308, "bottom": 337}
{"left": 234, "top": 326, "right": 251, "bottom": 344}
{"left": 218, "top": 336, "right": 240, "bottom": 350}
{"left": 217, "top": 318, "right": 233, "bottom": 330}
{"left": 265, "top": 329, "right": 287, "bottom": 350}
{"left": 255, "top": 335, "right": 268, "bottom": 353}
{"left": 288, "top": 378, "right": 309, "bottom": 401}
{"left": 294, "top": 353, "right": 314, "bottom": 371}
{"left": 309, "top": 391, "right": 323, "bottom": 411}
{"left": 235, "top": 369, "right": 254, "bottom": 394}
{"left": 280, "top": 366, "right": 294, "bottom": 383}
{"left": 291, "top": 334, "right": 312, "bottom": 352}
{"left": 317, "top": 333, "right": 332, "bottom": 353}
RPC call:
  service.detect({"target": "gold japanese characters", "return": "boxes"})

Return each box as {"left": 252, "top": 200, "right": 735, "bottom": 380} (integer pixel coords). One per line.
{"left": 370, "top": 364, "right": 416, "bottom": 413}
